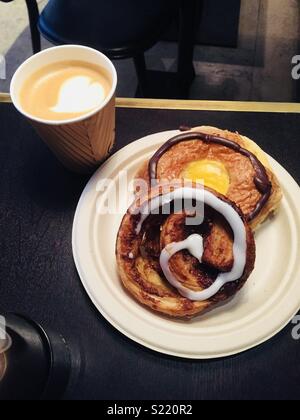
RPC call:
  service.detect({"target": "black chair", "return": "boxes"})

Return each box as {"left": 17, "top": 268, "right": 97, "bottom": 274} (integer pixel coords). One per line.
{"left": 2, "top": 0, "right": 199, "bottom": 98}
{"left": 0, "top": 0, "right": 41, "bottom": 54}
{"left": 38, "top": 0, "right": 198, "bottom": 98}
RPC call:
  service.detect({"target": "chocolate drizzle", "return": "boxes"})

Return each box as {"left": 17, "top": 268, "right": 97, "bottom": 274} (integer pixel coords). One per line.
{"left": 179, "top": 125, "right": 192, "bottom": 132}
{"left": 148, "top": 132, "right": 272, "bottom": 222}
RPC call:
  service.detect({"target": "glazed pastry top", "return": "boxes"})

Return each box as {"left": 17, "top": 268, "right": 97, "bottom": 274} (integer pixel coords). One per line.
{"left": 116, "top": 184, "right": 256, "bottom": 318}
{"left": 148, "top": 131, "right": 272, "bottom": 223}
{"left": 136, "top": 126, "right": 282, "bottom": 230}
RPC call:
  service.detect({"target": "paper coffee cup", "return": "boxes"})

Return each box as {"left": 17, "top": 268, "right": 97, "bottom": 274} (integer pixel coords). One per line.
{"left": 10, "top": 45, "right": 117, "bottom": 174}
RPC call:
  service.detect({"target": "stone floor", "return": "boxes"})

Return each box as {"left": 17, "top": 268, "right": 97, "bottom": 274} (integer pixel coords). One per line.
{"left": 0, "top": 0, "right": 299, "bottom": 101}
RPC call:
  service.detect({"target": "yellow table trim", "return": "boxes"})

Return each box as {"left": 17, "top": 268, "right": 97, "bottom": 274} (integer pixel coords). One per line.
{"left": 1, "top": 93, "right": 300, "bottom": 113}
{"left": 0, "top": 93, "right": 12, "bottom": 103}
{"left": 116, "top": 98, "right": 300, "bottom": 113}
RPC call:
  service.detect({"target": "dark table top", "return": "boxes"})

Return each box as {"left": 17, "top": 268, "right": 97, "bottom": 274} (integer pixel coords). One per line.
{"left": 1, "top": 102, "right": 300, "bottom": 400}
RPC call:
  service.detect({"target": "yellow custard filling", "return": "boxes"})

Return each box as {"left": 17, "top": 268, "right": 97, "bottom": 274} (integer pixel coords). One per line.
{"left": 181, "top": 159, "right": 230, "bottom": 195}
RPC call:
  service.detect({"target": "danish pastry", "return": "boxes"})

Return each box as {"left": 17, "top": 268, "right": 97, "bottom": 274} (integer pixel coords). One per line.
{"left": 116, "top": 184, "right": 256, "bottom": 318}
{"left": 136, "top": 126, "right": 282, "bottom": 230}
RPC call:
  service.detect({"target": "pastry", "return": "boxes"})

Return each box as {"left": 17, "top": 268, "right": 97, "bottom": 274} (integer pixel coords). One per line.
{"left": 116, "top": 184, "right": 256, "bottom": 318}
{"left": 135, "top": 126, "right": 282, "bottom": 230}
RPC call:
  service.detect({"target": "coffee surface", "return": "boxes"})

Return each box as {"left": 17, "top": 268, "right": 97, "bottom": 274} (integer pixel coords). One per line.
{"left": 19, "top": 60, "right": 112, "bottom": 121}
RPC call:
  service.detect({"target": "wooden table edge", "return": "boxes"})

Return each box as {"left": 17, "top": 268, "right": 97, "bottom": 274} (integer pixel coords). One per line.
{"left": 1, "top": 93, "right": 300, "bottom": 113}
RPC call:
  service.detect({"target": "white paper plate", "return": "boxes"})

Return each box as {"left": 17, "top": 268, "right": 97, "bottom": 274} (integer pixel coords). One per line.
{"left": 72, "top": 130, "right": 300, "bottom": 359}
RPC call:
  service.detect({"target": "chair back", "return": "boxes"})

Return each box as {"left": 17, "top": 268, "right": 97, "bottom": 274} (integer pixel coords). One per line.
{"left": 39, "top": 0, "right": 176, "bottom": 58}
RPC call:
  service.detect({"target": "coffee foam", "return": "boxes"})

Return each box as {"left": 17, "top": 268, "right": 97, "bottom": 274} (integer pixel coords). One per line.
{"left": 51, "top": 75, "right": 106, "bottom": 114}
{"left": 19, "top": 60, "right": 112, "bottom": 121}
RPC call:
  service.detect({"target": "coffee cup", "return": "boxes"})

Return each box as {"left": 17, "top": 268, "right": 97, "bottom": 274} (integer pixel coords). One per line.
{"left": 10, "top": 45, "right": 117, "bottom": 174}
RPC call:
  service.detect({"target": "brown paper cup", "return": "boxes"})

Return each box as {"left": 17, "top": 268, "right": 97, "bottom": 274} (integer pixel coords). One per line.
{"left": 30, "top": 94, "right": 116, "bottom": 174}
{"left": 10, "top": 45, "right": 117, "bottom": 174}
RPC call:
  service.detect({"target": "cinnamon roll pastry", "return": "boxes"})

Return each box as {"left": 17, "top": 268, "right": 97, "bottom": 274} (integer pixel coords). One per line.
{"left": 116, "top": 184, "right": 256, "bottom": 318}
{"left": 136, "top": 126, "right": 282, "bottom": 230}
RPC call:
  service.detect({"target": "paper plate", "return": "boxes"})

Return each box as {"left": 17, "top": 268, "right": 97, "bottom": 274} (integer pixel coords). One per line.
{"left": 72, "top": 130, "right": 300, "bottom": 359}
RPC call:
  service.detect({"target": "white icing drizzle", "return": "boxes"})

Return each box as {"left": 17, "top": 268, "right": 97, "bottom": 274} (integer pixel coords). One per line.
{"left": 134, "top": 188, "right": 247, "bottom": 301}
{"left": 160, "top": 234, "right": 204, "bottom": 295}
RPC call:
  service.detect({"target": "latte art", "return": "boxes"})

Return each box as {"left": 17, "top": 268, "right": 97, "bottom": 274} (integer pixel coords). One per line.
{"left": 50, "top": 75, "right": 106, "bottom": 114}
{"left": 19, "top": 60, "right": 112, "bottom": 121}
